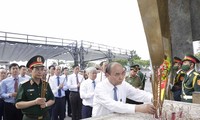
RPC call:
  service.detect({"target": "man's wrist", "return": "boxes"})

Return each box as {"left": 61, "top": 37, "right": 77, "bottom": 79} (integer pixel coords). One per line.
{"left": 45, "top": 102, "right": 48, "bottom": 107}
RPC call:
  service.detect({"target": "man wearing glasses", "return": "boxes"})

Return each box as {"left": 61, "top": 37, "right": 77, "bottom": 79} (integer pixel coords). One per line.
{"left": 125, "top": 65, "right": 143, "bottom": 104}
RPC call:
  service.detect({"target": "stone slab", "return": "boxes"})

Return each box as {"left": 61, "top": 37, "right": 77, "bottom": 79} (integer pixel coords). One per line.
{"left": 87, "top": 100, "right": 200, "bottom": 120}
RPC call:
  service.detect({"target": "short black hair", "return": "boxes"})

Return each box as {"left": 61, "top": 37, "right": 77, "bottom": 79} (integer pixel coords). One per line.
{"left": 9, "top": 63, "right": 19, "bottom": 70}
{"left": 19, "top": 65, "right": 26, "bottom": 69}
{"left": 72, "top": 64, "right": 79, "bottom": 69}
{"left": 62, "top": 67, "right": 69, "bottom": 72}
{"left": 48, "top": 65, "right": 55, "bottom": 70}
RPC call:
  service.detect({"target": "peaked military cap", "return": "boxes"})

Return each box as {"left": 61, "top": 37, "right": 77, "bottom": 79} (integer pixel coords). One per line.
{"left": 130, "top": 64, "right": 140, "bottom": 71}
{"left": 173, "top": 57, "right": 182, "bottom": 64}
{"left": 182, "top": 54, "right": 200, "bottom": 63}
{"left": 26, "top": 55, "right": 45, "bottom": 69}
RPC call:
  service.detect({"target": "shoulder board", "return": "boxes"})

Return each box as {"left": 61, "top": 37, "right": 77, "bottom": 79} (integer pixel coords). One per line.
{"left": 193, "top": 72, "right": 200, "bottom": 76}
{"left": 21, "top": 80, "right": 30, "bottom": 85}
{"left": 180, "top": 70, "right": 185, "bottom": 74}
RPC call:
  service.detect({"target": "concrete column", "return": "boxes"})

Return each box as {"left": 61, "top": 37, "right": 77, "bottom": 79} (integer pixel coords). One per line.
{"left": 168, "top": 0, "right": 193, "bottom": 58}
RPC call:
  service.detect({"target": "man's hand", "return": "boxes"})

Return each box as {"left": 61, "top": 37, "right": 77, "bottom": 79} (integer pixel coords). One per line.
{"left": 10, "top": 92, "right": 17, "bottom": 98}
{"left": 77, "top": 83, "right": 81, "bottom": 87}
{"left": 135, "top": 104, "right": 156, "bottom": 114}
{"left": 58, "top": 83, "right": 64, "bottom": 89}
{"left": 34, "top": 98, "right": 46, "bottom": 105}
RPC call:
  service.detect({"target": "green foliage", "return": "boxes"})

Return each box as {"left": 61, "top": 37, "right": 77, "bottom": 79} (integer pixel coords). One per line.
{"left": 113, "top": 52, "right": 150, "bottom": 68}
{"left": 113, "top": 59, "right": 128, "bottom": 66}
{"left": 195, "top": 52, "right": 200, "bottom": 60}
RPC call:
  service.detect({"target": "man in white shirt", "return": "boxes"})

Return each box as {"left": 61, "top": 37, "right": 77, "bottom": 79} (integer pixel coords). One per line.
{"left": 80, "top": 67, "right": 97, "bottom": 119}
{"left": 61, "top": 67, "right": 72, "bottom": 117}
{"left": 18, "top": 65, "right": 31, "bottom": 82}
{"left": 67, "top": 65, "right": 85, "bottom": 120}
{"left": 92, "top": 62, "right": 156, "bottom": 117}
{"left": 95, "top": 61, "right": 108, "bottom": 83}
{"left": 49, "top": 66, "right": 68, "bottom": 120}
{"left": 0, "top": 68, "right": 7, "bottom": 120}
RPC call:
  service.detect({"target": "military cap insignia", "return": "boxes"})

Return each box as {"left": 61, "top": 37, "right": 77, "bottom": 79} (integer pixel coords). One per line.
{"left": 197, "top": 80, "right": 200, "bottom": 86}
{"left": 37, "top": 57, "right": 42, "bottom": 62}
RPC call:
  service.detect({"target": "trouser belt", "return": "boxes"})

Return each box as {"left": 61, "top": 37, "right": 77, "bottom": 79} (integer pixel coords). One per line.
{"left": 182, "top": 95, "right": 192, "bottom": 100}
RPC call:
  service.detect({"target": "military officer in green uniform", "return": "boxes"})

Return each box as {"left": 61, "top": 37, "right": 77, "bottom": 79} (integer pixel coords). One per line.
{"left": 15, "top": 55, "right": 55, "bottom": 120}
{"left": 125, "top": 65, "right": 143, "bottom": 104}
{"left": 181, "top": 54, "right": 200, "bottom": 103}
{"left": 131, "top": 64, "right": 146, "bottom": 90}
{"left": 171, "top": 57, "right": 186, "bottom": 101}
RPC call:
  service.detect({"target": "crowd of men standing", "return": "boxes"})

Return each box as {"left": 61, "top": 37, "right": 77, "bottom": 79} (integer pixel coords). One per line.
{"left": 1, "top": 53, "right": 200, "bottom": 120}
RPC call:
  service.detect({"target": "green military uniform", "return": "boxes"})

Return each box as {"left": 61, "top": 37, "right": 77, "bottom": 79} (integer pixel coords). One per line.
{"left": 16, "top": 79, "right": 54, "bottom": 120}
{"left": 137, "top": 71, "right": 146, "bottom": 90}
{"left": 171, "top": 70, "right": 185, "bottom": 101}
{"left": 182, "top": 70, "right": 200, "bottom": 103}
{"left": 15, "top": 55, "right": 55, "bottom": 120}
{"left": 126, "top": 75, "right": 143, "bottom": 89}
{"left": 125, "top": 68, "right": 143, "bottom": 105}
{"left": 181, "top": 54, "right": 200, "bottom": 103}
{"left": 131, "top": 64, "right": 146, "bottom": 90}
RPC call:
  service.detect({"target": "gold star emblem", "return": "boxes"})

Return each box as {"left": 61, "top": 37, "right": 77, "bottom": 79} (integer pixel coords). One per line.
{"left": 37, "top": 57, "right": 42, "bottom": 62}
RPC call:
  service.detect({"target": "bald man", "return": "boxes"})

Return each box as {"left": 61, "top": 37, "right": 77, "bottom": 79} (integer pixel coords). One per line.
{"left": 92, "top": 62, "right": 156, "bottom": 117}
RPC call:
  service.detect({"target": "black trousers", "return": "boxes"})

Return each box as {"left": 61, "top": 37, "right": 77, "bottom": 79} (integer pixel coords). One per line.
{"left": 52, "top": 97, "right": 65, "bottom": 120}
{"left": 173, "top": 90, "right": 182, "bottom": 101}
{"left": 0, "top": 99, "right": 5, "bottom": 120}
{"left": 64, "top": 90, "right": 71, "bottom": 116}
{"left": 69, "top": 92, "right": 82, "bottom": 120}
{"left": 4, "top": 102, "right": 23, "bottom": 120}
{"left": 81, "top": 105, "right": 92, "bottom": 119}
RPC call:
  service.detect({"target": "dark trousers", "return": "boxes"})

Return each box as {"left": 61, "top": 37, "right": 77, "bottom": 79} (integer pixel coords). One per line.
{"left": 4, "top": 102, "right": 23, "bottom": 120}
{"left": 52, "top": 97, "right": 65, "bottom": 120}
{"left": 23, "top": 112, "right": 50, "bottom": 120}
{"left": 64, "top": 90, "right": 71, "bottom": 116}
{"left": 173, "top": 90, "right": 182, "bottom": 101}
{"left": 69, "top": 92, "right": 82, "bottom": 120}
{"left": 81, "top": 105, "right": 92, "bottom": 119}
{"left": 126, "top": 98, "right": 143, "bottom": 105}
{"left": 0, "top": 99, "right": 5, "bottom": 120}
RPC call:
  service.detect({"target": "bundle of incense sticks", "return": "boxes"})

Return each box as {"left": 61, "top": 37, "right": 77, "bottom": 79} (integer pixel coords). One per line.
{"left": 152, "top": 56, "right": 171, "bottom": 118}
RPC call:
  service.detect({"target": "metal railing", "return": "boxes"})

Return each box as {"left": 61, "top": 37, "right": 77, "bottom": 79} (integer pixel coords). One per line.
{"left": 79, "top": 40, "right": 132, "bottom": 55}
{"left": 0, "top": 31, "right": 77, "bottom": 47}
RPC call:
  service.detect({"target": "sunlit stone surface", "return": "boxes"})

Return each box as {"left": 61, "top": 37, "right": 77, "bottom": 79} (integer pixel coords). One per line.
{"left": 87, "top": 100, "right": 200, "bottom": 120}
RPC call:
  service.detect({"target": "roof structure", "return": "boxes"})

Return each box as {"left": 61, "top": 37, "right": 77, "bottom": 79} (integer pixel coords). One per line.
{"left": 0, "top": 31, "right": 133, "bottom": 68}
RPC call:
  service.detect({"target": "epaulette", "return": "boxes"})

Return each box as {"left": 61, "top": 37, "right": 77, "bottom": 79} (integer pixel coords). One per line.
{"left": 192, "top": 71, "right": 200, "bottom": 88}
{"left": 20, "top": 80, "right": 30, "bottom": 85}
{"left": 193, "top": 71, "right": 200, "bottom": 76}
{"left": 180, "top": 70, "right": 186, "bottom": 74}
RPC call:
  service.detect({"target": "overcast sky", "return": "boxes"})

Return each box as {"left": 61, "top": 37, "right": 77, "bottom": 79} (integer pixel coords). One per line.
{"left": 1, "top": 0, "right": 200, "bottom": 61}
{"left": 8, "top": 0, "right": 200, "bottom": 61}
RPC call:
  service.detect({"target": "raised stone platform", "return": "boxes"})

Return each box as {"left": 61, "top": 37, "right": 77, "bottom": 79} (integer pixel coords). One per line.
{"left": 87, "top": 100, "right": 200, "bottom": 120}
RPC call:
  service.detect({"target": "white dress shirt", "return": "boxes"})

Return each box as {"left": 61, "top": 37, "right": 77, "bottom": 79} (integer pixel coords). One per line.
{"left": 95, "top": 71, "right": 106, "bottom": 83}
{"left": 92, "top": 78, "right": 152, "bottom": 117}
{"left": 49, "top": 75, "right": 68, "bottom": 97}
{"left": 18, "top": 74, "right": 31, "bottom": 83}
{"left": 0, "top": 76, "right": 26, "bottom": 103}
{"left": 67, "top": 73, "right": 84, "bottom": 92}
{"left": 80, "top": 79, "right": 95, "bottom": 107}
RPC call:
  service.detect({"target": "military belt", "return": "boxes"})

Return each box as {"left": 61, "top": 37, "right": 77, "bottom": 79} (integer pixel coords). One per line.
{"left": 26, "top": 114, "right": 44, "bottom": 120}
{"left": 182, "top": 95, "right": 192, "bottom": 100}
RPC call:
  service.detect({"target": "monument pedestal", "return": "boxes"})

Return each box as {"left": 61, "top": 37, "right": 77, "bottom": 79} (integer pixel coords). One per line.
{"left": 87, "top": 100, "right": 200, "bottom": 120}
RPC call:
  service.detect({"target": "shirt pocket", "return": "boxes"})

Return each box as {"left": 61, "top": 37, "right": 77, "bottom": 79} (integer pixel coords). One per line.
{"left": 26, "top": 89, "right": 36, "bottom": 100}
